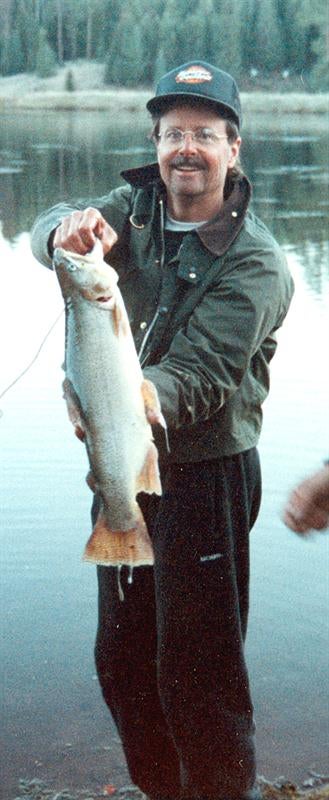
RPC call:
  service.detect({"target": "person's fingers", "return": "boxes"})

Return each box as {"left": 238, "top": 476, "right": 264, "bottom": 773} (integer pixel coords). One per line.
{"left": 94, "top": 215, "right": 118, "bottom": 255}
{"left": 53, "top": 208, "right": 118, "bottom": 256}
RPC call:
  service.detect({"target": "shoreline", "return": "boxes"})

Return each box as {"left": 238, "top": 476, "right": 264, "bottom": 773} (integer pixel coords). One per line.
{"left": 12, "top": 776, "right": 329, "bottom": 800}
{"left": 1, "top": 61, "right": 328, "bottom": 114}
{"left": 0, "top": 89, "right": 328, "bottom": 113}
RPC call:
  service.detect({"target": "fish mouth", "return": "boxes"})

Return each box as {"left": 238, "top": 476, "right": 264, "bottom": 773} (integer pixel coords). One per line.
{"left": 81, "top": 289, "right": 115, "bottom": 308}
{"left": 95, "top": 294, "right": 116, "bottom": 309}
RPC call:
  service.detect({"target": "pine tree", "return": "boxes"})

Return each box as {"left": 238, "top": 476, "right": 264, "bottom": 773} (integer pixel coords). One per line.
{"left": 241, "top": 0, "right": 258, "bottom": 73}
{"left": 305, "top": 0, "right": 329, "bottom": 88}
{"left": 18, "top": 0, "right": 39, "bottom": 72}
{"left": 211, "top": 0, "right": 243, "bottom": 76}
{"left": 65, "top": 67, "right": 76, "bottom": 91}
{"left": 153, "top": 49, "right": 167, "bottom": 84}
{"left": 1, "top": 27, "right": 26, "bottom": 75}
{"left": 35, "top": 27, "right": 57, "bottom": 77}
{"left": 254, "top": 0, "right": 284, "bottom": 73}
{"left": 139, "top": 6, "right": 162, "bottom": 83}
{"left": 55, "top": 0, "right": 64, "bottom": 64}
{"left": 292, "top": 0, "right": 327, "bottom": 79}
{"left": 159, "top": 0, "right": 182, "bottom": 68}
{"left": 187, "top": 1, "right": 209, "bottom": 61}
{"left": 104, "top": 6, "right": 144, "bottom": 86}
{"left": 0, "top": 0, "right": 327, "bottom": 90}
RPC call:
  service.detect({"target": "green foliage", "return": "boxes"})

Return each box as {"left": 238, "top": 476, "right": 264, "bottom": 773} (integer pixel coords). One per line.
{"left": 104, "top": 6, "right": 144, "bottom": 86}
{"left": 0, "top": 0, "right": 327, "bottom": 90}
{"left": 254, "top": 0, "right": 284, "bottom": 72}
{"left": 154, "top": 49, "right": 167, "bottom": 84}
{"left": 35, "top": 28, "right": 57, "bottom": 78}
{"left": 0, "top": 28, "right": 26, "bottom": 76}
{"left": 211, "top": 0, "right": 243, "bottom": 76}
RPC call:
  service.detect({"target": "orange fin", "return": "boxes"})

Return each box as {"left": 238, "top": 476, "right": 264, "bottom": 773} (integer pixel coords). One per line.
{"left": 112, "top": 301, "right": 122, "bottom": 337}
{"left": 141, "top": 379, "right": 170, "bottom": 453}
{"left": 141, "top": 379, "right": 166, "bottom": 428}
{"left": 136, "top": 442, "right": 162, "bottom": 496}
{"left": 86, "top": 470, "right": 97, "bottom": 492}
{"left": 112, "top": 300, "right": 129, "bottom": 337}
{"left": 82, "top": 506, "right": 154, "bottom": 567}
{"left": 62, "top": 378, "right": 85, "bottom": 435}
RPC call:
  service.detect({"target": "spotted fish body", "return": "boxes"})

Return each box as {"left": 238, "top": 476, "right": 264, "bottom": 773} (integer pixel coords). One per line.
{"left": 53, "top": 240, "right": 164, "bottom": 567}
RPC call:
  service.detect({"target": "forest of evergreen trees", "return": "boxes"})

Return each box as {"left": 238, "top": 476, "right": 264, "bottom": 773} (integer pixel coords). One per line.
{"left": 0, "top": 0, "right": 328, "bottom": 90}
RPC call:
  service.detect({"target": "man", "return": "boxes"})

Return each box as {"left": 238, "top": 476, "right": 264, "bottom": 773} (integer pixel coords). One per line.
{"left": 31, "top": 61, "right": 294, "bottom": 800}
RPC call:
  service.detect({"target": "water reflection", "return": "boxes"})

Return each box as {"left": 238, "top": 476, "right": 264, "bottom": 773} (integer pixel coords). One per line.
{"left": 0, "top": 110, "right": 328, "bottom": 299}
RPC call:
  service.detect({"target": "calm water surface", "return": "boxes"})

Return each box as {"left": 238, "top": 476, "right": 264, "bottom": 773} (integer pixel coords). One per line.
{"left": 0, "top": 110, "right": 328, "bottom": 797}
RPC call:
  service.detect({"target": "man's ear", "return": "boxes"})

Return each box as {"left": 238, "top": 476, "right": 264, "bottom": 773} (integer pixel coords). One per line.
{"left": 228, "top": 137, "right": 241, "bottom": 168}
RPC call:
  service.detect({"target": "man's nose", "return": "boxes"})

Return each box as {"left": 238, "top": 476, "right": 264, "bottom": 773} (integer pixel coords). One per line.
{"left": 178, "top": 133, "right": 198, "bottom": 154}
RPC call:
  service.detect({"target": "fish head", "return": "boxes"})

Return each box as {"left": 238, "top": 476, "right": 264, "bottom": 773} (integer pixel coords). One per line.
{"left": 53, "top": 240, "right": 119, "bottom": 307}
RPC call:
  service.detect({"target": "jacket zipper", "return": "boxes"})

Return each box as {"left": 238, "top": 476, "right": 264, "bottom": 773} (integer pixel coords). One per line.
{"left": 138, "top": 307, "right": 161, "bottom": 365}
{"left": 138, "top": 196, "right": 165, "bottom": 367}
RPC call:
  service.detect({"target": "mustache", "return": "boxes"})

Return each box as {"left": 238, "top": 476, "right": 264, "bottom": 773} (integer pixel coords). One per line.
{"left": 170, "top": 156, "right": 205, "bottom": 169}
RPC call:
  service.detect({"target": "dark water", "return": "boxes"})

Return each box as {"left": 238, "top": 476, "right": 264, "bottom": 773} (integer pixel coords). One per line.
{"left": 0, "top": 110, "right": 328, "bottom": 797}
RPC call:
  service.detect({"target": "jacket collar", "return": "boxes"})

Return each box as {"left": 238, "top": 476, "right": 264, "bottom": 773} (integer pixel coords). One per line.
{"left": 121, "top": 162, "right": 252, "bottom": 257}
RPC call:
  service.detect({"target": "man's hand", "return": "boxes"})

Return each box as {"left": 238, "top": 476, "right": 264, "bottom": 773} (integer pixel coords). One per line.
{"left": 52, "top": 207, "right": 118, "bottom": 256}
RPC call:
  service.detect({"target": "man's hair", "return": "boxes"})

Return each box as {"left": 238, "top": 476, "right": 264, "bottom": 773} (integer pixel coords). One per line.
{"left": 149, "top": 100, "right": 243, "bottom": 183}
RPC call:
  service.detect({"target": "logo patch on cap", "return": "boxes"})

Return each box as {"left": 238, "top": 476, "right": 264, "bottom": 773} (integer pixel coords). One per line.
{"left": 175, "top": 65, "right": 213, "bottom": 84}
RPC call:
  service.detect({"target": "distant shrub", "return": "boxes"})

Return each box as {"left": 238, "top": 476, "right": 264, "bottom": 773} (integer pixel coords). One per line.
{"left": 65, "top": 69, "right": 76, "bottom": 92}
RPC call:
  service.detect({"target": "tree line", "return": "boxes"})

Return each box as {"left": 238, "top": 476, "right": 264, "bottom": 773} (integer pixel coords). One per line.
{"left": 0, "top": 0, "right": 328, "bottom": 89}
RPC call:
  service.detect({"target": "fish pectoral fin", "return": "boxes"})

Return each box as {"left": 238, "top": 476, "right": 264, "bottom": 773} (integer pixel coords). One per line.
{"left": 141, "top": 379, "right": 170, "bottom": 453}
{"left": 86, "top": 470, "right": 97, "bottom": 492}
{"left": 112, "top": 301, "right": 122, "bottom": 337}
{"left": 82, "top": 507, "right": 154, "bottom": 567}
{"left": 136, "top": 442, "right": 162, "bottom": 496}
{"left": 141, "top": 379, "right": 166, "bottom": 429}
{"left": 62, "top": 378, "right": 86, "bottom": 436}
{"left": 112, "top": 300, "right": 129, "bottom": 337}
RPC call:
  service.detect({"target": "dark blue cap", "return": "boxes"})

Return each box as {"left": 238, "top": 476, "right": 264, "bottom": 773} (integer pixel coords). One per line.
{"left": 146, "top": 61, "right": 242, "bottom": 128}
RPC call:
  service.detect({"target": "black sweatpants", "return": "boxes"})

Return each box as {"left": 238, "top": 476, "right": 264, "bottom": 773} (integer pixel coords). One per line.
{"left": 94, "top": 449, "right": 261, "bottom": 800}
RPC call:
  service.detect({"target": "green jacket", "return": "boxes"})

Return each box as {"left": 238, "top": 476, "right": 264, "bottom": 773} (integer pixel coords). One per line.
{"left": 31, "top": 163, "right": 294, "bottom": 463}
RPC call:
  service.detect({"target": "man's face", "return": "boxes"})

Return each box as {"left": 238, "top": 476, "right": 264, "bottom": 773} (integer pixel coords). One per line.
{"left": 155, "top": 105, "right": 241, "bottom": 212}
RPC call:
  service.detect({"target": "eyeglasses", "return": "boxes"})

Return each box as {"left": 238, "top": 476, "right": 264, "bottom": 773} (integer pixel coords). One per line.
{"left": 154, "top": 128, "right": 228, "bottom": 148}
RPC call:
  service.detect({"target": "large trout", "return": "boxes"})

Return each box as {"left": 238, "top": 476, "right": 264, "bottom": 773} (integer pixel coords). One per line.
{"left": 53, "top": 240, "right": 165, "bottom": 567}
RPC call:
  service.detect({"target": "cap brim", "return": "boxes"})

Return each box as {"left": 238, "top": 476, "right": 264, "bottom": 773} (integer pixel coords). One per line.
{"left": 146, "top": 92, "right": 240, "bottom": 127}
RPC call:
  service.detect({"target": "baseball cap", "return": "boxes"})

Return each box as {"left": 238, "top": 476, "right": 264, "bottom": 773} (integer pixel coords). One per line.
{"left": 146, "top": 61, "right": 242, "bottom": 128}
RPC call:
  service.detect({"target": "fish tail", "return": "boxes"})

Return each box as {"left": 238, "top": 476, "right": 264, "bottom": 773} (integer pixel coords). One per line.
{"left": 82, "top": 506, "right": 154, "bottom": 567}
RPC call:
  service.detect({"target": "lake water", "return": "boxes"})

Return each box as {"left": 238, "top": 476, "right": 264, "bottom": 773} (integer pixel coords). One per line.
{"left": 0, "top": 109, "right": 328, "bottom": 798}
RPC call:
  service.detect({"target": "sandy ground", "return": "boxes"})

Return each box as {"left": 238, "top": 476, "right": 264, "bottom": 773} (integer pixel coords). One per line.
{"left": 12, "top": 776, "right": 329, "bottom": 800}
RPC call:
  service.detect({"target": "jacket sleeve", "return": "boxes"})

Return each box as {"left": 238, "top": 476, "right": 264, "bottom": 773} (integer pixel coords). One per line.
{"left": 30, "top": 185, "right": 133, "bottom": 267}
{"left": 144, "top": 244, "right": 294, "bottom": 429}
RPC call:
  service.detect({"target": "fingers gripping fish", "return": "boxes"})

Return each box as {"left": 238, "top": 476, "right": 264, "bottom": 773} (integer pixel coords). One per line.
{"left": 53, "top": 239, "right": 166, "bottom": 568}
